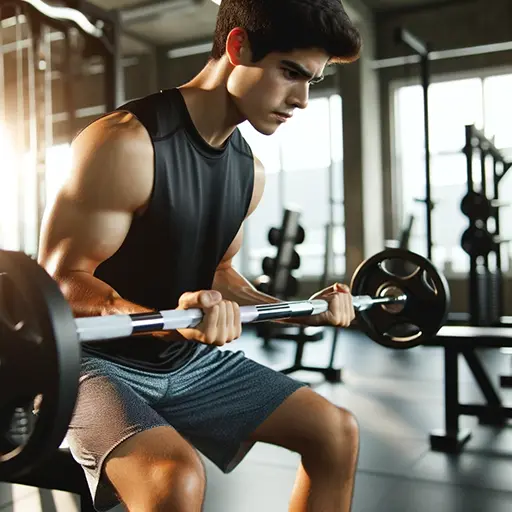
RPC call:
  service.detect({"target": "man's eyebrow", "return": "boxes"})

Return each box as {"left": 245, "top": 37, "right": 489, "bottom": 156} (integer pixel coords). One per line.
{"left": 280, "top": 59, "right": 325, "bottom": 83}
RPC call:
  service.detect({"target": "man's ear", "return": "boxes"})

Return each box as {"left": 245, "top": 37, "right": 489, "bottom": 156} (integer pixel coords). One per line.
{"left": 226, "top": 27, "right": 251, "bottom": 65}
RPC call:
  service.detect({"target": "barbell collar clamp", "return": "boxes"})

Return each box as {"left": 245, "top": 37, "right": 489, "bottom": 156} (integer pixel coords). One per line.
{"left": 353, "top": 294, "right": 407, "bottom": 311}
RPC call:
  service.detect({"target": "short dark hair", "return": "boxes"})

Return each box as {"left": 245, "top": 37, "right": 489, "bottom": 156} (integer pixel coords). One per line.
{"left": 210, "top": 0, "right": 361, "bottom": 64}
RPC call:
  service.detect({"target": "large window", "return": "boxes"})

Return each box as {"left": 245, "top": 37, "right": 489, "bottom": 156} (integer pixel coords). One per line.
{"left": 0, "top": 124, "right": 20, "bottom": 251}
{"left": 239, "top": 94, "right": 345, "bottom": 280}
{"left": 0, "top": 136, "right": 72, "bottom": 255}
{"left": 394, "top": 72, "right": 512, "bottom": 274}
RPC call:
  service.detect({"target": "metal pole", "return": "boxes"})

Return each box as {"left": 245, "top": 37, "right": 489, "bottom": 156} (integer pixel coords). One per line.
{"left": 0, "top": 5, "right": 5, "bottom": 248}
{"left": 103, "top": 11, "right": 124, "bottom": 111}
{"left": 15, "top": 6, "right": 26, "bottom": 252}
{"left": 464, "top": 125, "right": 474, "bottom": 190}
{"left": 421, "top": 53, "right": 433, "bottom": 260}
{"left": 27, "top": 12, "right": 38, "bottom": 256}
{"left": 464, "top": 126, "right": 479, "bottom": 325}
{"left": 395, "top": 28, "right": 433, "bottom": 260}
{"left": 43, "top": 23, "right": 53, "bottom": 205}
{"left": 493, "top": 158, "right": 503, "bottom": 321}
{"left": 324, "top": 99, "right": 335, "bottom": 287}
{"left": 64, "top": 29, "right": 77, "bottom": 137}
{"left": 34, "top": 23, "right": 49, "bottom": 251}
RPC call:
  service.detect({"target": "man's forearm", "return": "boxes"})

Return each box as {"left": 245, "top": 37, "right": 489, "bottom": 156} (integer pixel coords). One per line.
{"left": 55, "top": 270, "right": 152, "bottom": 317}
{"left": 212, "top": 266, "right": 281, "bottom": 306}
{"left": 54, "top": 270, "right": 185, "bottom": 342}
{"left": 212, "top": 266, "right": 308, "bottom": 325}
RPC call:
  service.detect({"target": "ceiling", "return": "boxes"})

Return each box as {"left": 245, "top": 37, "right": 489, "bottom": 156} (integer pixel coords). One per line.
{"left": 87, "top": 0, "right": 463, "bottom": 52}
{"left": 93, "top": 0, "right": 220, "bottom": 50}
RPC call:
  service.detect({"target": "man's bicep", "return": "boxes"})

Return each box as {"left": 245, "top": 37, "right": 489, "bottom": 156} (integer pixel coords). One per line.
{"left": 38, "top": 192, "right": 133, "bottom": 276}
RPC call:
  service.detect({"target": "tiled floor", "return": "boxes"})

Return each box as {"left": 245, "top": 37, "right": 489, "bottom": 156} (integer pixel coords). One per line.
{"left": 2, "top": 327, "right": 512, "bottom": 511}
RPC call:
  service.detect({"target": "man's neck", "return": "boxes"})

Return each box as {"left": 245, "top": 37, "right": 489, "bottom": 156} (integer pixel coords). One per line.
{"left": 178, "top": 59, "right": 245, "bottom": 149}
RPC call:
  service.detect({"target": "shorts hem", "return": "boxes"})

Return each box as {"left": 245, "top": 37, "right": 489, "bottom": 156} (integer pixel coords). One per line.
{"left": 91, "top": 423, "right": 170, "bottom": 512}
{"left": 219, "top": 383, "right": 308, "bottom": 474}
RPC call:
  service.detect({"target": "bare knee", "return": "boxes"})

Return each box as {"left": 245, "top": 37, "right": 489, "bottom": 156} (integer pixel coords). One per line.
{"left": 302, "top": 406, "right": 359, "bottom": 466}
{"left": 142, "top": 457, "right": 206, "bottom": 511}
{"left": 105, "top": 427, "right": 206, "bottom": 512}
{"left": 337, "top": 407, "right": 360, "bottom": 444}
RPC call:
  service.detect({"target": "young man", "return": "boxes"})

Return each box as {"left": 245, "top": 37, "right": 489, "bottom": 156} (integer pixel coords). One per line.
{"left": 38, "top": 0, "right": 362, "bottom": 510}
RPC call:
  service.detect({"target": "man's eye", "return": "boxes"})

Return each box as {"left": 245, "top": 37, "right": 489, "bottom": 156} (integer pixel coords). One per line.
{"left": 283, "top": 68, "right": 300, "bottom": 80}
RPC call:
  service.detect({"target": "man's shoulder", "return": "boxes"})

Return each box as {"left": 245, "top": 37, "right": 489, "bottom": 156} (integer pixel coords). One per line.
{"left": 76, "top": 111, "right": 148, "bottom": 149}
{"left": 115, "top": 89, "right": 182, "bottom": 140}
{"left": 117, "top": 89, "right": 169, "bottom": 112}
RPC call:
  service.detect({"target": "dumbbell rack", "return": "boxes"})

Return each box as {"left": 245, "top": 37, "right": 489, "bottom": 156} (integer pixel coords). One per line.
{"left": 460, "top": 125, "right": 511, "bottom": 327}
{"left": 254, "top": 209, "right": 343, "bottom": 382}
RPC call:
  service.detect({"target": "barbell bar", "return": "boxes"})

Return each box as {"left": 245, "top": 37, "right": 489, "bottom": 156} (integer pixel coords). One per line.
{"left": 75, "top": 294, "right": 408, "bottom": 343}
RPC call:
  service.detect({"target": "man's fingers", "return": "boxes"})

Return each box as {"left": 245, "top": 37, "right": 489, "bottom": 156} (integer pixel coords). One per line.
{"left": 343, "top": 295, "right": 353, "bottom": 327}
{"left": 330, "top": 293, "right": 342, "bottom": 325}
{"left": 179, "top": 290, "right": 223, "bottom": 309}
{"left": 223, "top": 302, "right": 241, "bottom": 343}
{"left": 220, "top": 301, "right": 230, "bottom": 344}
{"left": 324, "top": 291, "right": 355, "bottom": 327}
{"left": 199, "top": 290, "right": 223, "bottom": 308}
{"left": 204, "top": 304, "right": 220, "bottom": 344}
{"left": 334, "top": 282, "right": 350, "bottom": 294}
{"left": 233, "top": 302, "right": 241, "bottom": 339}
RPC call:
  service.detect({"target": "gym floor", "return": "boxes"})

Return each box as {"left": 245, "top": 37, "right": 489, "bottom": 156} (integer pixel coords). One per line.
{"left": 1, "top": 328, "right": 512, "bottom": 511}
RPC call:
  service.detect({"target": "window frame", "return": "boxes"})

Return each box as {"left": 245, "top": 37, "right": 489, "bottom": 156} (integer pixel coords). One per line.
{"left": 390, "top": 65, "right": 512, "bottom": 277}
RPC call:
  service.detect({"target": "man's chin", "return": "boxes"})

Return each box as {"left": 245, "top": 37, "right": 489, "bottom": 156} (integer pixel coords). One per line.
{"left": 249, "top": 120, "right": 280, "bottom": 136}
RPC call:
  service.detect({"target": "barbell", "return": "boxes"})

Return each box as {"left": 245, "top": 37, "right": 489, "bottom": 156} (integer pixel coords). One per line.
{"left": 0, "top": 247, "right": 450, "bottom": 479}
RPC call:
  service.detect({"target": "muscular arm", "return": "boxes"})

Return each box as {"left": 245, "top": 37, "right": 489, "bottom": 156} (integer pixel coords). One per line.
{"left": 212, "top": 230, "right": 282, "bottom": 307}
{"left": 38, "top": 111, "right": 155, "bottom": 318}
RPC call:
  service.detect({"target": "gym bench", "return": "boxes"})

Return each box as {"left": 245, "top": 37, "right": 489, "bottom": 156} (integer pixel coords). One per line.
{"left": 427, "top": 325, "right": 512, "bottom": 453}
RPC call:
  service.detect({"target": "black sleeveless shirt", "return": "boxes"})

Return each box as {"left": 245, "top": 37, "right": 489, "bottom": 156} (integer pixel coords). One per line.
{"left": 82, "top": 88, "right": 255, "bottom": 372}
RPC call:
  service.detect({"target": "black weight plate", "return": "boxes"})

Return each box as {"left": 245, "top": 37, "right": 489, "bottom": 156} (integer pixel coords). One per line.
{"left": 351, "top": 249, "right": 450, "bottom": 349}
{"left": 460, "top": 191, "right": 491, "bottom": 221}
{"left": 461, "top": 226, "right": 495, "bottom": 257}
{"left": 262, "top": 256, "right": 275, "bottom": 276}
{"left": 296, "top": 226, "right": 305, "bottom": 245}
{"left": 0, "top": 251, "right": 80, "bottom": 478}
{"left": 268, "top": 228, "right": 281, "bottom": 246}
{"left": 290, "top": 251, "right": 301, "bottom": 270}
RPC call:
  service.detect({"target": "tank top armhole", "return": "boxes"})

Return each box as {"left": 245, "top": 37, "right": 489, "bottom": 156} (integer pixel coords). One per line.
{"left": 120, "top": 109, "right": 159, "bottom": 223}
{"left": 245, "top": 159, "right": 256, "bottom": 218}
{"left": 231, "top": 130, "right": 256, "bottom": 219}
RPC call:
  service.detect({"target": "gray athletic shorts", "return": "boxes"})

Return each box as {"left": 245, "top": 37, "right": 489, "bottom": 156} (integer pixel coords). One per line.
{"left": 65, "top": 343, "right": 306, "bottom": 511}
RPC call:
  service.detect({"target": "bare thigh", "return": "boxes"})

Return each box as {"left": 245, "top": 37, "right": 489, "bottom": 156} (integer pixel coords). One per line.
{"left": 104, "top": 426, "right": 206, "bottom": 510}
{"left": 249, "top": 387, "right": 359, "bottom": 457}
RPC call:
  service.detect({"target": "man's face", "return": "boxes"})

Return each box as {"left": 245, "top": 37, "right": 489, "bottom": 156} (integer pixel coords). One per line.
{"left": 227, "top": 47, "right": 329, "bottom": 135}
